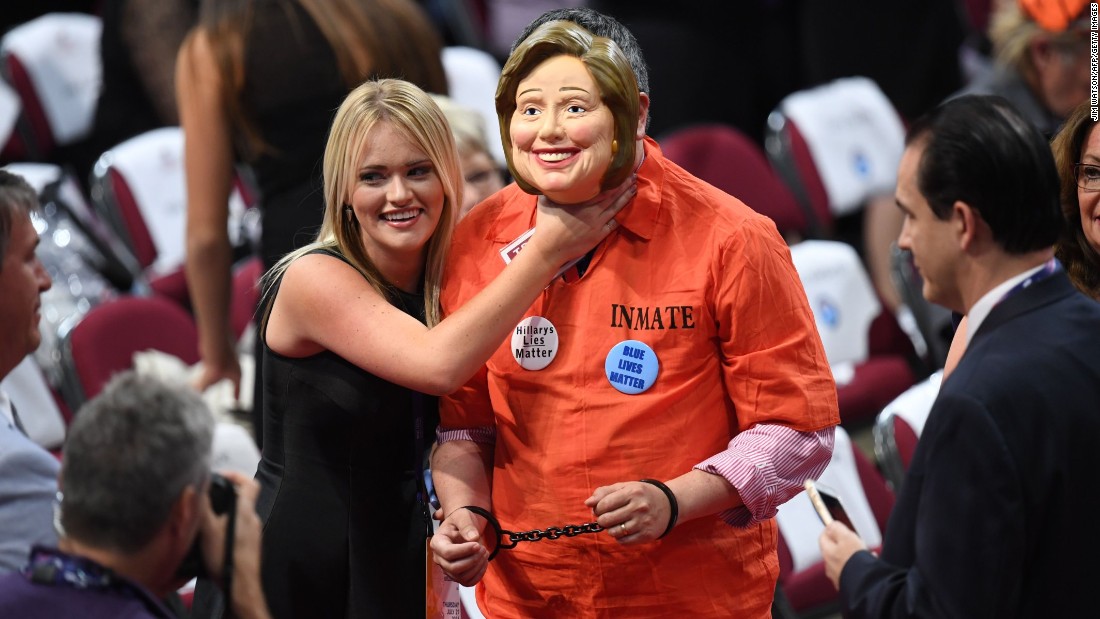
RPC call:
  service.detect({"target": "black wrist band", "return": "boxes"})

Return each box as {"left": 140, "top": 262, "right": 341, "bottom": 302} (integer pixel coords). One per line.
{"left": 459, "top": 505, "right": 504, "bottom": 561}
{"left": 640, "top": 478, "right": 678, "bottom": 539}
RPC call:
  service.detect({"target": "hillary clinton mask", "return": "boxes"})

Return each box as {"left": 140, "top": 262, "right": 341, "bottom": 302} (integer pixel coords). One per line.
{"left": 496, "top": 21, "right": 639, "bottom": 204}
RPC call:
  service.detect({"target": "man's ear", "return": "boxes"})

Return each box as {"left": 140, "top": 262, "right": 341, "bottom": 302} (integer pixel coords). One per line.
{"left": 1029, "top": 36, "right": 1055, "bottom": 72}
{"left": 954, "top": 200, "right": 983, "bottom": 251}
{"left": 169, "top": 485, "right": 201, "bottom": 550}
{"left": 636, "top": 93, "right": 650, "bottom": 140}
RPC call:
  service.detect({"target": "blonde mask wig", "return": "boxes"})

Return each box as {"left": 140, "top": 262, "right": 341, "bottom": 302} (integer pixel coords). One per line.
{"left": 495, "top": 20, "right": 640, "bottom": 198}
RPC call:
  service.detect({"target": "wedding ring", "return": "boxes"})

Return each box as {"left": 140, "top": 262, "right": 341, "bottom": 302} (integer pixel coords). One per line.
{"left": 619, "top": 523, "right": 628, "bottom": 535}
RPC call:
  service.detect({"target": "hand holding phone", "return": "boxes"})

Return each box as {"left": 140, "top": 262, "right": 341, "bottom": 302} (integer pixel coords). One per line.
{"left": 804, "top": 479, "right": 855, "bottom": 531}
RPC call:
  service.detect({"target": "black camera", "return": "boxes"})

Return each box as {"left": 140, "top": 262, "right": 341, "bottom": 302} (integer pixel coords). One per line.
{"left": 176, "top": 472, "right": 237, "bottom": 581}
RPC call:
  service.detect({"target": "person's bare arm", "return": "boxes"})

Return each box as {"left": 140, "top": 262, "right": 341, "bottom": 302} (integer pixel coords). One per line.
{"left": 268, "top": 182, "right": 634, "bottom": 395}
{"left": 864, "top": 194, "right": 905, "bottom": 313}
{"left": 177, "top": 30, "right": 239, "bottom": 394}
{"left": 584, "top": 469, "right": 743, "bottom": 543}
{"left": 429, "top": 439, "right": 494, "bottom": 585}
{"left": 585, "top": 427, "right": 832, "bottom": 543}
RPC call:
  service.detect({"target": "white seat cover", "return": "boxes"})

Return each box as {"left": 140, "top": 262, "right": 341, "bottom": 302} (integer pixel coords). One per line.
{"left": 776, "top": 426, "right": 883, "bottom": 573}
{"left": 442, "top": 46, "right": 505, "bottom": 165}
{"left": 789, "top": 240, "right": 881, "bottom": 372}
{"left": 102, "top": 127, "right": 247, "bottom": 275}
{"left": 1, "top": 13, "right": 102, "bottom": 145}
{"left": 780, "top": 76, "right": 905, "bottom": 216}
{"left": 882, "top": 369, "right": 942, "bottom": 437}
{"left": 2, "top": 162, "right": 61, "bottom": 194}
{"left": 103, "top": 128, "right": 187, "bottom": 273}
{"left": 0, "top": 80, "right": 21, "bottom": 147}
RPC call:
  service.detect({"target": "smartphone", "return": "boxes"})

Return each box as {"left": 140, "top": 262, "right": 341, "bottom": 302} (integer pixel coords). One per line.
{"left": 803, "top": 479, "right": 854, "bottom": 530}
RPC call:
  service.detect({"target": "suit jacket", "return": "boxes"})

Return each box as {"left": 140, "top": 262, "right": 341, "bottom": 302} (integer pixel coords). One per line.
{"left": 839, "top": 271, "right": 1100, "bottom": 618}
{"left": 0, "top": 415, "right": 59, "bottom": 573}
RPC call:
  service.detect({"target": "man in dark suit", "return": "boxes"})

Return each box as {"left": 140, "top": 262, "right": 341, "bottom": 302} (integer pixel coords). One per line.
{"left": 818, "top": 94, "right": 1100, "bottom": 617}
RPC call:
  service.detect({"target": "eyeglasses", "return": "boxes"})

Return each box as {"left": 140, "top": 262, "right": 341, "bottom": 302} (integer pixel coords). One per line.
{"left": 1074, "top": 163, "right": 1100, "bottom": 191}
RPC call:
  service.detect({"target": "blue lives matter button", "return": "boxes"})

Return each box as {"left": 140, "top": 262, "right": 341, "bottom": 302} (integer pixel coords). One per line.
{"left": 604, "top": 340, "right": 659, "bottom": 395}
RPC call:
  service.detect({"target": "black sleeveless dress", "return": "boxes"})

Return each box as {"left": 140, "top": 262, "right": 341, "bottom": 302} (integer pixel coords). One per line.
{"left": 255, "top": 249, "right": 436, "bottom": 618}
{"left": 242, "top": 1, "right": 344, "bottom": 268}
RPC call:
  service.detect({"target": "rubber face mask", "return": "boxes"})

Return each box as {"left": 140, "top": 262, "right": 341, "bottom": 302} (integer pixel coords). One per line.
{"left": 496, "top": 21, "right": 639, "bottom": 203}
{"left": 507, "top": 54, "right": 617, "bottom": 204}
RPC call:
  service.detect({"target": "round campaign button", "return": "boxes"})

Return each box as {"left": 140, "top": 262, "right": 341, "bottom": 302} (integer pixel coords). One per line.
{"left": 511, "top": 316, "right": 558, "bottom": 370}
{"left": 604, "top": 340, "right": 659, "bottom": 395}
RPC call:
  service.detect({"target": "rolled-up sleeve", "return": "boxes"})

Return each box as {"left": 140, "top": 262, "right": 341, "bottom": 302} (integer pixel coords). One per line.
{"left": 695, "top": 424, "right": 834, "bottom": 527}
{"left": 436, "top": 424, "right": 496, "bottom": 446}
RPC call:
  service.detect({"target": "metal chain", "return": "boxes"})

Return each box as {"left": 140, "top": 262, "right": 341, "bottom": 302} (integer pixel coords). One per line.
{"left": 460, "top": 506, "right": 605, "bottom": 560}
{"left": 499, "top": 522, "right": 605, "bottom": 550}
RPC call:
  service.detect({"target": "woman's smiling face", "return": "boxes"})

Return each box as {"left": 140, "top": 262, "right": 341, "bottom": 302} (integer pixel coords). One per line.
{"left": 1077, "top": 123, "right": 1100, "bottom": 254}
{"left": 350, "top": 120, "right": 444, "bottom": 266}
{"left": 508, "top": 54, "right": 615, "bottom": 205}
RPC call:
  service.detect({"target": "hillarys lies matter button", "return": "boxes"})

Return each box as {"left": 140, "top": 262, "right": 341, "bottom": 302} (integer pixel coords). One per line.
{"left": 511, "top": 316, "right": 558, "bottom": 370}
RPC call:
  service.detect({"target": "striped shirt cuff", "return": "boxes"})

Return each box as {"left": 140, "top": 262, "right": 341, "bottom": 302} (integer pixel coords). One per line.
{"left": 436, "top": 425, "right": 496, "bottom": 446}
{"left": 695, "top": 425, "right": 835, "bottom": 527}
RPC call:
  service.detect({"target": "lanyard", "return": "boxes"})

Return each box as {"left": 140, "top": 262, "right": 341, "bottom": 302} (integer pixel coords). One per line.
{"left": 23, "top": 546, "right": 173, "bottom": 618}
{"left": 413, "top": 392, "right": 433, "bottom": 537}
{"left": 996, "top": 258, "right": 1060, "bottom": 306}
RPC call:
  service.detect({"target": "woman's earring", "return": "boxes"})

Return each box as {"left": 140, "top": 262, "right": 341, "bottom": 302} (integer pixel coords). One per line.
{"left": 611, "top": 139, "right": 619, "bottom": 156}
{"left": 344, "top": 205, "right": 354, "bottom": 222}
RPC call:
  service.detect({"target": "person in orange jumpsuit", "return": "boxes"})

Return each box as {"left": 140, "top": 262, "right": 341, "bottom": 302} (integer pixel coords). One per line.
{"left": 430, "top": 12, "right": 840, "bottom": 618}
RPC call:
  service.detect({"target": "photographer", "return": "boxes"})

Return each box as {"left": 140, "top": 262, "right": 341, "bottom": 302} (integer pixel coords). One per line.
{"left": 0, "top": 371, "right": 270, "bottom": 619}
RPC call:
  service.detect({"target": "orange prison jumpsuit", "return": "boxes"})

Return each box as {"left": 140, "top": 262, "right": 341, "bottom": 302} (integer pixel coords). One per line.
{"left": 440, "top": 138, "right": 838, "bottom": 618}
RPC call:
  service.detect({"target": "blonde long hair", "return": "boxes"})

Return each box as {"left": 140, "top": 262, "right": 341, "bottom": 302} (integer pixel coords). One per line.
{"left": 263, "top": 79, "right": 461, "bottom": 328}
